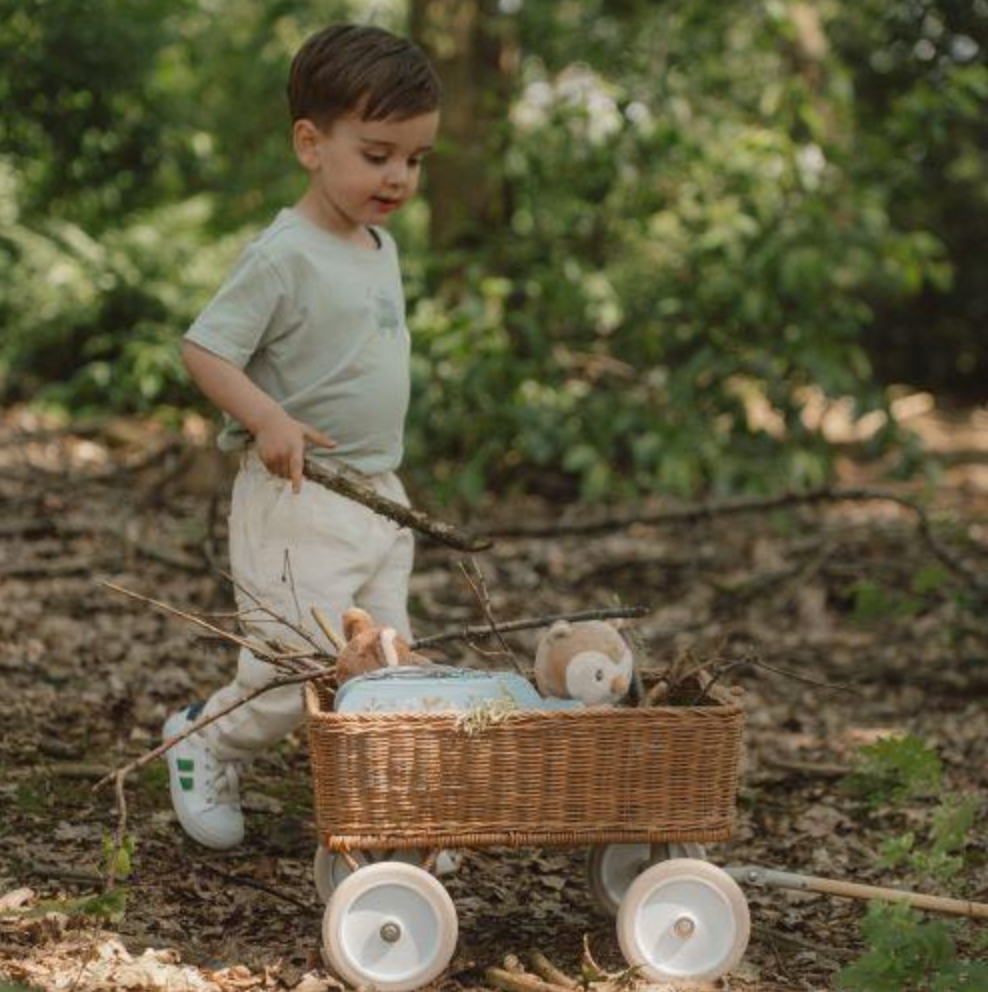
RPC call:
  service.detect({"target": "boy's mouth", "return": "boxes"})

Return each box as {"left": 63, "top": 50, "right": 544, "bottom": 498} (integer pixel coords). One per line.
{"left": 371, "top": 196, "right": 401, "bottom": 213}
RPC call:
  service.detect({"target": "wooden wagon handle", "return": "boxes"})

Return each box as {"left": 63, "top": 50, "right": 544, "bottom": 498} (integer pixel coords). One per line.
{"left": 730, "top": 865, "right": 988, "bottom": 920}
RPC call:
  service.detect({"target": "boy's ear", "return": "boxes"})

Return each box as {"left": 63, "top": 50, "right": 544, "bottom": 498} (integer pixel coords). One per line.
{"left": 292, "top": 119, "right": 323, "bottom": 171}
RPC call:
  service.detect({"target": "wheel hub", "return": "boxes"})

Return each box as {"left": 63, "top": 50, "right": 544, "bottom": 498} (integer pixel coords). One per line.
{"left": 380, "top": 921, "right": 402, "bottom": 943}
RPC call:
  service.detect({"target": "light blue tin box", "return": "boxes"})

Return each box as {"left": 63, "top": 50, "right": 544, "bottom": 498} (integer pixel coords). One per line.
{"left": 334, "top": 665, "right": 583, "bottom": 714}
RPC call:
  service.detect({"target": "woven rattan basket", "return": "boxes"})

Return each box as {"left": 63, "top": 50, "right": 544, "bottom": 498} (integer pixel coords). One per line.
{"left": 306, "top": 680, "right": 743, "bottom": 853}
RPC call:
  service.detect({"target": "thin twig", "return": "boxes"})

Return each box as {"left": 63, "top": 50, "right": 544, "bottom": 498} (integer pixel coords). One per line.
{"left": 103, "top": 772, "right": 129, "bottom": 893}
{"left": 749, "top": 656, "right": 858, "bottom": 694}
{"left": 312, "top": 606, "right": 347, "bottom": 651}
{"left": 280, "top": 549, "right": 306, "bottom": 632}
{"left": 192, "top": 858, "right": 311, "bottom": 911}
{"left": 690, "top": 651, "right": 858, "bottom": 705}
{"left": 101, "top": 581, "right": 290, "bottom": 666}
{"left": 459, "top": 558, "right": 523, "bottom": 672}
{"left": 93, "top": 669, "right": 325, "bottom": 792}
{"left": 488, "top": 486, "right": 987, "bottom": 596}
{"left": 411, "top": 606, "right": 648, "bottom": 650}
{"left": 217, "top": 567, "right": 327, "bottom": 658}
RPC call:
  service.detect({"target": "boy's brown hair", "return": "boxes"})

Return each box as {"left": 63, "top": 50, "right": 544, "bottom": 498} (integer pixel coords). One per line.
{"left": 288, "top": 24, "right": 442, "bottom": 127}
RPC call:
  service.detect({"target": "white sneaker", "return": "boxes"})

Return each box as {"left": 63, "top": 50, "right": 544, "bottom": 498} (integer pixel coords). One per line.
{"left": 163, "top": 705, "right": 244, "bottom": 850}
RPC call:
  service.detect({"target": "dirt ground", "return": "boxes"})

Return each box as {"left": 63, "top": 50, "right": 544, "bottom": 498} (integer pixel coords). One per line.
{"left": 1, "top": 398, "right": 986, "bottom": 992}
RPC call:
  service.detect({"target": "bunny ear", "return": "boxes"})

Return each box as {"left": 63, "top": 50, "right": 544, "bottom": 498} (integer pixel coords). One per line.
{"left": 342, "top": 607, "right": 373, "bottom": 640}
{"left": 547, "top": 620, "right": 572, "bottom": 639}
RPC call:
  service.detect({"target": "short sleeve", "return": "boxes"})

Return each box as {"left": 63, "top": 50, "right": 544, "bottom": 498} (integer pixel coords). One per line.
{"left": 184, "top": 246, "right": 286, "bottom": 369}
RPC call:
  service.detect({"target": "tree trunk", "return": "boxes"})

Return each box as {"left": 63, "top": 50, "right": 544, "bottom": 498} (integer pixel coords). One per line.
{"left": 409, "top": 0, "right": 517, "bottom": 256}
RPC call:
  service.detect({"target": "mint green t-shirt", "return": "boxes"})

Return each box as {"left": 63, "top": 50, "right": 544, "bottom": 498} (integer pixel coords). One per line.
{"left": 185, "top": 208, "right": 410, "bottom": 475}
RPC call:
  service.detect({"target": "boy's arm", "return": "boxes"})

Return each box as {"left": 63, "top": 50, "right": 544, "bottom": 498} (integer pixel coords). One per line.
{"left": 182, "top": 340, "right": 335, "bottom": 493}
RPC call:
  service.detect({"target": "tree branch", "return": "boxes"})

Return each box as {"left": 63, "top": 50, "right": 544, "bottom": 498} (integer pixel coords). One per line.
{"left": 304, "top": 458, "right": 492, "bottom": 552}
{"left": 487, "top": 486, "right": 987, "bottom": 597}
{"left": 410, "top": 605, "right": 647, "bottom": 650}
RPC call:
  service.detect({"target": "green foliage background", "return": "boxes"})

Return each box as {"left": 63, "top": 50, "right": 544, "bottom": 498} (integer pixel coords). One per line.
{"left": 1, "top": 0, "right": 985, "bottom": 501}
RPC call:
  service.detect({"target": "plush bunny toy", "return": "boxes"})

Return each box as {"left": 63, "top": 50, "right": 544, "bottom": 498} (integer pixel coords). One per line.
{"left": 534, "top": 620, "right": 634, "bottom": 706}
{"left": 334, "top": 608, "right": 428, "bottom": 686}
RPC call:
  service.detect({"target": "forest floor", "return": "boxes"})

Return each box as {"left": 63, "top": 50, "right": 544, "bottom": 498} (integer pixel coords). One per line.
{"left": 1, "top": 396, "right": 987, "bottom": 992}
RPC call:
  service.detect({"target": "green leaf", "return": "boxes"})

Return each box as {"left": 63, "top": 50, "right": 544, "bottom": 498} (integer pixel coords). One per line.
{"left": 843, "top": 735, "right": 942, "bottom": 808}
{"left": 910, "top": 566, "right": 948, "bottom": 597}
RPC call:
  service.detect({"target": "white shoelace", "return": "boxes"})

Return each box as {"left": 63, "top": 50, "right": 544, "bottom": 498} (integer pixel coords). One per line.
{"left": 203, "top": 758, "right": 240, "bottom": 806}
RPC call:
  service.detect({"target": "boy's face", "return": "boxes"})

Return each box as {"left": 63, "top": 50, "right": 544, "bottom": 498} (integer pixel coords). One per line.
{"left": 294, "top": 109, "right": 440, "bottom": 233}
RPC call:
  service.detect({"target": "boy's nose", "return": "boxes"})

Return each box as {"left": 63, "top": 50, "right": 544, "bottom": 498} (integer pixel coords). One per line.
{"left": 385, "top": 162, "right": 409, "bottom": 188}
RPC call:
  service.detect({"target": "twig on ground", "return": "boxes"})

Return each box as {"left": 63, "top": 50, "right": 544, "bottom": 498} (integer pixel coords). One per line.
{"left": 488, "top": 486, "right": 988, "bottom": 597}
{"left": 104, "top": 772, "right": 128, "bottom": 893}
{"left": 761, "top": 755, "right": 851, "bottom": 778}
{"left": 485, "top": 967, "right": 575, "bottom": 992}
{"left": 528, "top": 951, "right": 578, "bottom": 988}
{"left": 191, "top": 858, "right": 311, "bottom": 912}
{"left": 753, "top": 923, "right": 847, "bottom": 966}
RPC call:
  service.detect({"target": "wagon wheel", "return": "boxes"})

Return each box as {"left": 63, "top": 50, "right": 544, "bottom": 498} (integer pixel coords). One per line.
{"left": 616, "top": 858, "right": 750, "bottom": 983}
{"left": 586, "top": 841, "right": 706, "bottom": 917}
{"left": 323, "top": 862, "right": 458, "bottom": 992}
{"left": 313, "top": 847, "right": 423, "bottom": 903}
{"left": 313, "top": 847, "right": 463, "bottom": 903}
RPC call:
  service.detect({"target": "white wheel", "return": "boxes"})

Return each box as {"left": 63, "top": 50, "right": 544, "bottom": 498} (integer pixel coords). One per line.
{"left": 313, "top": 847, "right": 430, "bottom": 904}
{"left": 617, "top": 858, "right": 750, "bottom": 983}
{"left": 587, "top": 842, "right": 706, "bottom": 917}
{"left": 323, "top": 862, "right": 458, "bottom": 992}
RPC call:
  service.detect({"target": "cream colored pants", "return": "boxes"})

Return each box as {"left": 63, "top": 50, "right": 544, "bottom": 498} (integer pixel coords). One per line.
{"left": 202, "top": 450, "right": 414, "bottom": 761}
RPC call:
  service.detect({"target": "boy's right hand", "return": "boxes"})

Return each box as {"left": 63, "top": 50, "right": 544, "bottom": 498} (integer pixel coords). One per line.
{"left": 254, "top": 412, "right": 336, "bottom": 494}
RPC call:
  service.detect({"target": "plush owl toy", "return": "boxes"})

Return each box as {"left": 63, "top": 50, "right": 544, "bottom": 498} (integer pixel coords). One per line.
{"left": 334, "top": 608, "right": 428, "bottom": 686}
{"left": 534, "top": 620, "right": 634, "bottom": 706}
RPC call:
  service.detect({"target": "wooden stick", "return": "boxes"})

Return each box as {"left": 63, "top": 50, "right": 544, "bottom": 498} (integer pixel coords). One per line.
{"left": 741, "top": 865, "right": 988, "bottom": 920}
{"left": 485, "top": 967, "right": 576, "bottom": 992}
{"left": 303, "top": 458, "right": 492, "bottom": 552}
{"left": 311, "top": 606, "right": 347, "bottom": 652}
{"left": 804, "top": 874, "right": 988, "bottom": 920}
{"left": 528, "top": 952, "right": 578, "bottom": 988}
{"left": 502, "top": 954, "right": 526, "bottom": 974}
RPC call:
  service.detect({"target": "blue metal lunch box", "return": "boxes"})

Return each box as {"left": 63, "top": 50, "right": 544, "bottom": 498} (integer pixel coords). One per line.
{"left": 334, "top": 665, "right": 583, "bottom": 714}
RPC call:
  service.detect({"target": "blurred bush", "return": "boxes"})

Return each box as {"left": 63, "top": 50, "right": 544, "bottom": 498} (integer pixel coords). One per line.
{"left": 0, "top": 0, "right": 983, "bottom": 501}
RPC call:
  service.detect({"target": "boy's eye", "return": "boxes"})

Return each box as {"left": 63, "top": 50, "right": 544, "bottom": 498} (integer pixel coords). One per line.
{"left": 363, "top": 153, "right": 388, "bottom": 165}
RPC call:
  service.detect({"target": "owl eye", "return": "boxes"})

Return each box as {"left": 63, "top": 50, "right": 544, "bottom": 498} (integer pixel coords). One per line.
{"left": 595, "top": 670, "right": 604, "bottom": 682}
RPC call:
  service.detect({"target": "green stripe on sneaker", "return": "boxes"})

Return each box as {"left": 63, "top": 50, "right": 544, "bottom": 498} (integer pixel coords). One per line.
{"left": 179, "top": 776, "right": 194, "bottom": 792}
{"left": 177, "top": 759, "right": 194, "bottom": 772}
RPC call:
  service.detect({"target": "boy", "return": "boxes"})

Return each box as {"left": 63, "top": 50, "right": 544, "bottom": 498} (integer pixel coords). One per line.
{"left": 164, "top": 24, "right": 442, "bottom": 849}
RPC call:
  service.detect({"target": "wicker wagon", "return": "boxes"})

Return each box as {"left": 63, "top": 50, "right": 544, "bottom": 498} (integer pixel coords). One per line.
{"left": 305, "top": 679, "right": 747, "bottom": 990}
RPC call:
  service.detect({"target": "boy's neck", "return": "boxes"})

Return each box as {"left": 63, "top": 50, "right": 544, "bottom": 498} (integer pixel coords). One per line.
{"left": 294, "top": 190, "right": 379, "bottom": 250}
